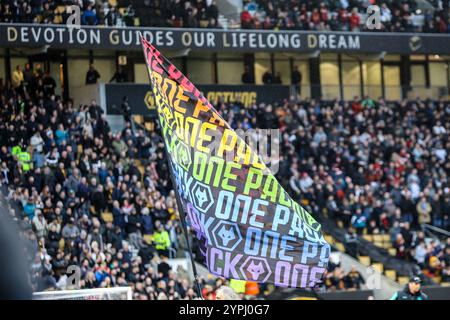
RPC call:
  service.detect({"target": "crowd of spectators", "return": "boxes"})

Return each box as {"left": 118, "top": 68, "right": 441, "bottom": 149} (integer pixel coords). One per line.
{"left": 217, "top": 91, "right": 450, "bottom": 283}
{"left": 1, "top": 0, "right": 450, "bottom": 33}
{"left": 1, "top": 60, "right": 450, "bottom": 299}
{"left": 241, "top": 0, "right": 450, "bottom": 33}
{"left": 0, "top": 0, "right": 222, "bottom": 28}
{"left": 0, "top": 62, "right": 245, "bottom": 299}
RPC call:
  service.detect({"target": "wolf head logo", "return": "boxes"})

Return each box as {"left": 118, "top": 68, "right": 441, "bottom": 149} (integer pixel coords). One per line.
{"left": 217, "top": 225, "right": 236, "bottom": 246}
{"left": 195, "top": 187, "right": 208, "bottom": 208}
{"left": 246, "top": 260, "right": 265, "bottom": 281}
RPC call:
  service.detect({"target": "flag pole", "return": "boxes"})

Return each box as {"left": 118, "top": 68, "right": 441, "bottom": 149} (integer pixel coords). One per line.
{"left": 140, "top": 36, "right": 203, "bottom": 299}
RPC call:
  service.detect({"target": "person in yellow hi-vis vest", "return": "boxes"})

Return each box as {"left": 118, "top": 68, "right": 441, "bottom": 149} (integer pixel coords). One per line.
{"left": 153, "top": 221, "right": 171, "bottom": 258}
{"left": 229, "top": 279, "right": 246, "bottom": 295}
{"left": 11, "top": 145, "right": 22, "bottom": 157}
{"left": 17, "top": 149, "right": 32, "bottom": 172}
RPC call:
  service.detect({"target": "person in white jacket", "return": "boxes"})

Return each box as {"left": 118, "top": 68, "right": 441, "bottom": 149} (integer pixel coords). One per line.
{"left": 32, "top": 210, "right": 48, "bottom": 239}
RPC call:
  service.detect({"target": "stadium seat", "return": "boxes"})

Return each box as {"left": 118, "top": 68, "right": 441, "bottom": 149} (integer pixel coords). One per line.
{"left": 143, "top": 234, "right": 154, "bottom": 243}
{"left": 372, "top": 263, "right": 384, "bottom": 273}
{"left": 441, "top": 282, "right": 450, "bottom": 287}
{"left": 324, "top": 235, "right": 335, "bottom": 245}
{"left": 199, "top": 20, "right": 209, "bottom": 28}
{"left": 337, "top": 220, "right": 344, "bottom": 229}
{"left": 388, "top": 248, "right": 397, "bottom": 256}
{"left": 101, "top": 212, "right": 114, "bottom": 223}
{"left": 118, "top": 8, "right": 126, "bottom": 16}
{"left": 398, "top": 276, "right": 409, "bottom": 285}
{"left": 358, "top": 256, "right": 371, "bottom": 266}
{"left": 432, "top": 276, "right": 442, "bottom": 283}
{"left": 372, "top": 234, "right": 383, "bottom": 243}
{"left": 134, "top": 115, "right": 144, "bottom": 125}
{"left": 145, "top": 122, "right": 154, "bottom": 131}
{"left": 59, "top": 238, "right": 65, "bottom": 251}
{"left": 108, "top": 0, "right": 118, "bottom": 7}
{"left": 385, "top": 270, "right": 396, "bottom": 281}
{"left": 374, "top": 241, "right": 383, "bottom": 248}
{"left": 380, "top": 234, "right": 391, "bottom": 242}
{"left": 363, "top": 234, "right": 373, "bottom": 242}
{"left": 382, "top": 242, "right": 392, "bottom": 249}
{"left": 335, "top": 242, "right": 345, "bottom": 252}
{"left": 57, "top": 5, "right": 66, "bottom": 13}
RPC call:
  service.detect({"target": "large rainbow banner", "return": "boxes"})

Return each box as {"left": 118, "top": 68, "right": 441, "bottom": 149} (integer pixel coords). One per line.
{"left": 141, "top": 38, "right": 330, "bottom": 288}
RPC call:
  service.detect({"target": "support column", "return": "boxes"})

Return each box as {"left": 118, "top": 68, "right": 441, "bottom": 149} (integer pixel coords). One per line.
{"left": 62, "top": 50, "right": 70, "bottom": 101}
{"left": 243, "top": 53, "right": 255, "bottom": 84}
{"left": 309, "top": 56, "right": 321, "bottom": 99}
{"left": 400, "top": 55, "right": 411, "bottom": 99}
{"left": 4, "top": 48, "right": 11, "bottom": 82}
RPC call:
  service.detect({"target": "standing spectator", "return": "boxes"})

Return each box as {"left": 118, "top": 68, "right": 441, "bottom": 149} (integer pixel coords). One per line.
{"left": 12, "top": 65, "right": 24, "bottom": 97}
{"left": 241, "top": 66, "right": 254, "bottom": 84}
{"left": 82, "top": 5, "right": 98, "bottom": 25}
{"left": 85, "top": 64, "right": 101, "bottom": 85}
{"left": 291, "top": 65, "right": 302, "bottom": 96}
{"left": 417, "top": 196, "right": 432, "bottom": 225}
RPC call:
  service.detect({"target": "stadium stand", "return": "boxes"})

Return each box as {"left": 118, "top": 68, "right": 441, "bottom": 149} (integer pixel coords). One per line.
{"left": 1, "top": 58, "right": 449, "bottom": 299}
{"left": 0, "top": 0, "right": 449, "bottom": 33}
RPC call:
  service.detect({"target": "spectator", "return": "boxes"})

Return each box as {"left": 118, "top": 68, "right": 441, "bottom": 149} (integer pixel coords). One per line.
{"left": 85, "top": 64, "right": 101, "bottom": 85}
{"left": 291, "top": 65, "right": 302, "bottom": 95}
{"left": 241, "top": 66, "right": 254, "bottom": 84}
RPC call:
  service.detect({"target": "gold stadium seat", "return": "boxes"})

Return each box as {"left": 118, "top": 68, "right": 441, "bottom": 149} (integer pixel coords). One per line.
{"left": 372, "top": 263, "right": 384, "bottom": 273}
{"left": 335, "top": 242, "right": 345, "bottom": 252}
{"left": 372, "top": 234, "right": 383, "bottom": 243}
{"left": 145, "top": 122, "right": 154, "bottom": 131}
{"left": 380, "top": 234, "right": 391, "bottom": 242}
{"left": 59, "top": 238, "right": 65, "bottom": 250}
{"left": 383, "top": 242, "right": 392, "bottom": 249}
{"left": 101, "top": 212, "right": 113, "bottom": 223}
{"left": 363, "top": 234, "right": 373, "bottom": 242}
{"left": 324, "top": 235, "right": 335, "bottom": 245}
{"left": 337, "top": 220, "right": 344, "bottom": 229}
{"left": 108, "top": 0, "right": 118, "bottom": 7}
{"left": 133, "top": 115, "right": 143, "bottom": 125}
{"left": 57, "top": 5, "right": 66, "bottom": 13}
{"left": 398, "top": 276, "right": 409, "bottom": 285}
{"left": 118, "top": 7, "right": 126, "bottom": 15}
{"left": 441, "top": 282, "right": 450, "bottom": 287}
{"left": 358, "top": 256, "right": 371, "bottom": 266}
{"left": 385, "top": 270, "right": 396, "bottom": 281}
{"left": 388, "top": 248, "right": 397, "bottom": 256}
{"left": 143, "top": 234, "right": 154, "bottom": 243}
{"left": 374, "top": 241, "right": 383, "bottom": 248}
{"left": 199, "top": 20, "right": 209, "bottom": 28}
{"left": 432, "top": 276, "right": 442, "bottom": 283}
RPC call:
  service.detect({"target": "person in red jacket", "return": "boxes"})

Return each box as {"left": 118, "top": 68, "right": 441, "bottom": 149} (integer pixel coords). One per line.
{"left": 310, "top": 8, "right": 321, "bottom": 29}
{"left": 241, "top": 9, "right": 253, "bottom": 29}
{"left": 319, "top": 2, "right": 329, "bottom": 24}
{"left": 338, "top": 7, "right": 349, "bottom": 31}
{"left": 349, "top": 8, "right": 360, "bottom": 31}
